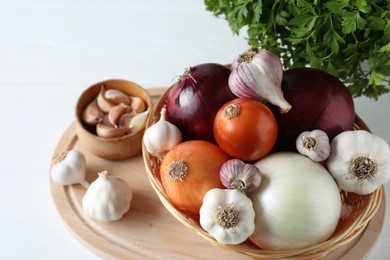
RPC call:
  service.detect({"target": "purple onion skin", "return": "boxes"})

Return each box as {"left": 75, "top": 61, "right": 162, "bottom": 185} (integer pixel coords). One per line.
{"left": 165, "top": 63, "right": 236, "bottom": 143}
{"left": 273, "top": 68, "right": 355, "bottom": 151}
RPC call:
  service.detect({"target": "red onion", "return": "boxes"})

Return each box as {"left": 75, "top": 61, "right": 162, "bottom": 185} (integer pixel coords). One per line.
{"left": 165, "top": 63, "right": 236, "bottom": 142}
{"left": 273, "top": 68, "right": 355, "bottom": 151}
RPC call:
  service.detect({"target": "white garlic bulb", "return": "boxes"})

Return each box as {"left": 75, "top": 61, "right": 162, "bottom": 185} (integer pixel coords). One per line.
{"left": 200, "top": 188, "right": 255, "bottom": 245}
{"left": 296, "top": 129, "right": 331, "bottom": 162}
{"left": 143, "top": 107, "right": 182, "bottom": 159}
{"left": 51, "top": 150, "right": 89, "bottom": 189}
{"left": 82, "top": 170, "right": 133, "bottom": 222}
{"left": 327, "top": 130, "right": 390, "bottom": 195}
{"left": 229, "top": 47, "right": 292, "bottom": 113}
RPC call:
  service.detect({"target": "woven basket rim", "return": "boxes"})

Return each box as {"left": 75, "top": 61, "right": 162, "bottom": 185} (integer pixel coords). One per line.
{"left": 142, "top": 87, "right": 384, "bottom": 260}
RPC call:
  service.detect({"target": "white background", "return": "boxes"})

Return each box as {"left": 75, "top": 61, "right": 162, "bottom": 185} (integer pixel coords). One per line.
{"left": 0, "top": 1, "right": 389, "bottom": 259}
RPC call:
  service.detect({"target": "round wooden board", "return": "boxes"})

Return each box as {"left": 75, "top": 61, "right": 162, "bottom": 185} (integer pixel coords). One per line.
{"left": 49, "top": 88, "right": 386, "bottom": 260}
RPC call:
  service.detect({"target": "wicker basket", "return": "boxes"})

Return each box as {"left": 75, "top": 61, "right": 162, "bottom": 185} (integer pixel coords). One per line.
{"left": 142, "top": 87, "right": 384, "bottom": 260}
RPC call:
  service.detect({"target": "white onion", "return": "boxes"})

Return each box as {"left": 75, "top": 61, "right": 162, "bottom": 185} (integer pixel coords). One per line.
{"left": 250, "top": 152, "right": 341, "bottom": 250}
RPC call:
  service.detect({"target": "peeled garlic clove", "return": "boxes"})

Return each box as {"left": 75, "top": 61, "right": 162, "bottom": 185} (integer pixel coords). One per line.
{"left": 219, "top": 158, "right": 262, "bottom": 196}
{"left": 296, "top": 129, "right": 330, "bottom": 162}
{"left": 229, "top": 47, "right": 292, "bottom": 113}
{"left": 130, "top": 96, "right": 146, "bottom": 113}
{"left": 108, "top": 103, "right": 131, "bottom": 127}
{"left": 51, "top": 150, "right": 89, "bottom": 189}
{"left": 105, "top": 89, "right": 131, "bottom": 104}
{"left": 82, "top": 170, "right": 133, "bottom": 222}
{"left": 129, "top": 109, "right": 149, "bottom": 133}
{"left": 96, "top": 85, "right": 115, "bottom": 113}
{"left": 82, "top": 99, "right": 104, "bottom": 126}
{"left": 96, "top": 123, "right": 131, "bottom": 138}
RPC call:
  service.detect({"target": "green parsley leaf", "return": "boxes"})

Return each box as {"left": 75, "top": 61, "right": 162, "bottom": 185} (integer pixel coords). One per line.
{"left": 204, "top": 0, "right": 390, "bottom": 99}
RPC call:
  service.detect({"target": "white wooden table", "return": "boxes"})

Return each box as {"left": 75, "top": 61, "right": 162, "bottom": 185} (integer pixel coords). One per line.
{"left": 1, "top": 1, "right": 389, "bottom": 259}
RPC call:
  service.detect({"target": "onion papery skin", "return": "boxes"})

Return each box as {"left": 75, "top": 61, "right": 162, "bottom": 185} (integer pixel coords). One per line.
{"left": 160, "top": 140, "right": 229, "bottom": 216}
{"left": 273, "top": 68, "right": 355, "bottom": 151}
{"left": 251, "top": 152, "right": 341, "bottom": 250}
{"left": 165, "top": 63, "right": 236, "bottom": 143}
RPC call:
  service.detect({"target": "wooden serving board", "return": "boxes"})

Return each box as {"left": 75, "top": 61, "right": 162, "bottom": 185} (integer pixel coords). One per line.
{"left": 49, "top": 88, "right": 386, "bottom": 260}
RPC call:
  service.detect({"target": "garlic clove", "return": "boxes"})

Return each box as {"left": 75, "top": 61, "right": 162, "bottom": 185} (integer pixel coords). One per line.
{"left": 108, "top": 103, "right": 131, "bottom": 127}
{"left": 104, "top": 89, "right": 131, "bottom": 104}
{"left": 118, "top": 112, "right": 134, "bottom": 129}
{"left": 130, "top": 96, "right": 146, "bottom": 113}
{"left": 51, "top": 150, "right": 89, "bottom": 189}
{"left": 219, "top": 159, "right": 262, "bottom": 196}
{"left": 296, "top": 129, "right": 330, "bottom": 162}
{"left": 82, "top": 170, "right": 133, "bottom": 222}
{"left": 81, "top": 99, "right": 104, "bottom": 126}
{"left": 96, "top": 123, "right": 131, "bottom": 138}
{"left": 129, "top": 109, "right": 149, "bottom": 133}
{"left": 229, "top": 47, "right": 292, "bottom": 113}
{"left": 96, "top": 85, "right": 115, "bottom": 113}
{"left": 101, "top": 114, "right": 113, "bottom": 126}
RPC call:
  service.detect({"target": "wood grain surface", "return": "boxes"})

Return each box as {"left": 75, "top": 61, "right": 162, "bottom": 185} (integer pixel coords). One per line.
{"left": 49, "top": 88, "right": 386, "bottom": 260}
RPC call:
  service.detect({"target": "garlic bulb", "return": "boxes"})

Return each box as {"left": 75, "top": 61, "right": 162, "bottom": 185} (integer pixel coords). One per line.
{"left": 51, "top": 150, "right": 89, "bottom": 189}
{"left": 220, "top": 159, "right": 261, "bottom": 196}
{"left": 296, "top": 129, "right": 331, "bottom": 162}
{"left": 82, "top": 170, "right": 133, "bottom": 222}
{"left": 143, "top": 107, "right": 182, "bottom": 159}
{"left": 229, "top": 47, "right": 292, "bottom": 113}
{"left": 327, "top": 130, "right": 390, "bottom": 195}
{"left": 200, "top": 188, "right": 255, "bottom": 245}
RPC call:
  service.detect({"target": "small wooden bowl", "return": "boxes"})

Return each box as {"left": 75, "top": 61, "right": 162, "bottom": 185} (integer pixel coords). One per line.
{"left": 75, "top": 79, "right": 152, "bottom": 160}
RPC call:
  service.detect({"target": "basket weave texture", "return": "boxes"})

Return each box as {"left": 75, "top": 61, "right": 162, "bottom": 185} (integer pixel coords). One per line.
{"left": 142, "top": 87, "right": 383, "bottom": 260}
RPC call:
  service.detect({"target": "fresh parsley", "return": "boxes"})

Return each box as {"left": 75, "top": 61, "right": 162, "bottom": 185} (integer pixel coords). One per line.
{"left": 204, "top": 0, "right": 390, "bottom": 99}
